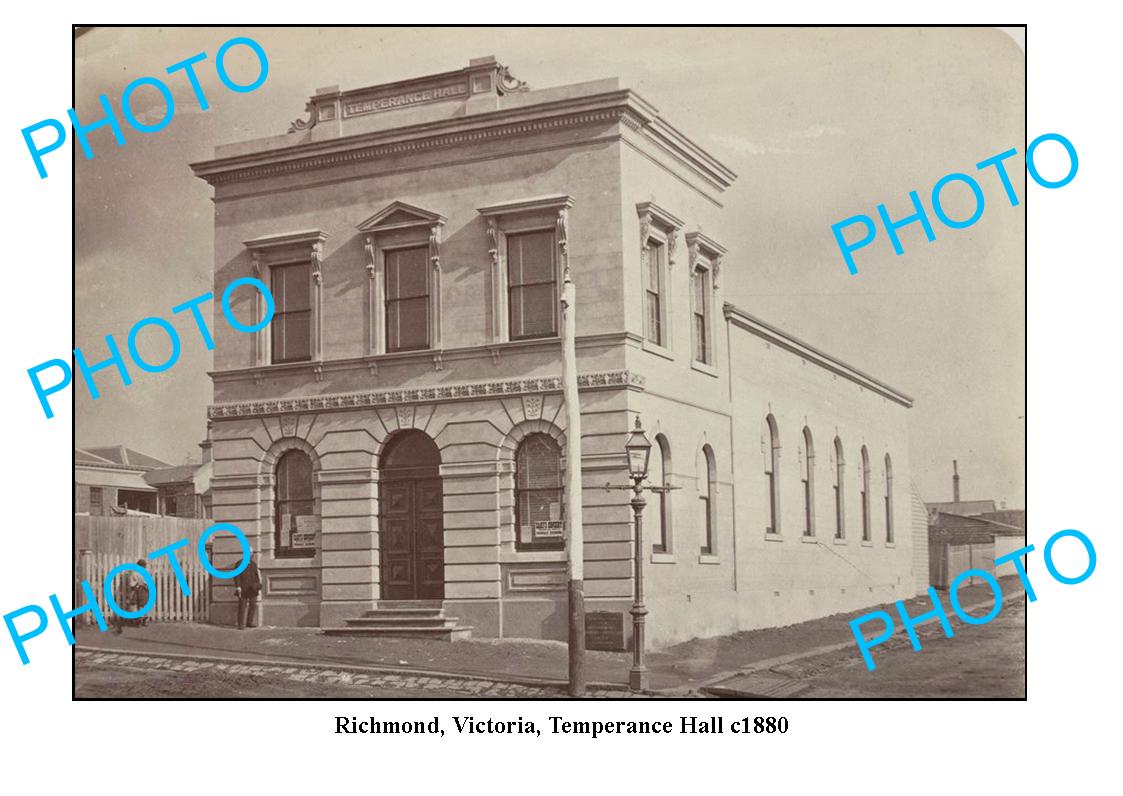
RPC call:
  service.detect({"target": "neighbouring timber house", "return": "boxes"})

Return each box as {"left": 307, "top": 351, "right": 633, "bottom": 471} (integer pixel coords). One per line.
{"left": 191, "top": 57, "right": 923, "bottom": 647}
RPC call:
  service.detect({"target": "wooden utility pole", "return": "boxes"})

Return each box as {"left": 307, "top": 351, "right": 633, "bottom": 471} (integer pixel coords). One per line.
{"left": 559, "top": 210, "right": 585, "bottom": 697}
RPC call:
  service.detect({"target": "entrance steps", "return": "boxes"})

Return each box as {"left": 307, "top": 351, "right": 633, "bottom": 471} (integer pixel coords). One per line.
{"left": 324, "top": 601, "right": 472, "bottom": 641}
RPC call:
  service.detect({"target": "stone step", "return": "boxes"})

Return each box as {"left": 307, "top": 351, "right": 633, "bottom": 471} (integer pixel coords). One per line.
{"left": 376, "top": 600, "right": 444, "bottom": 609}
{"left": 360, "top": 607, "right": 448, "bottom": 619}
{"left": 323, "top": 625, "right": 473, "bottom": 642}
{"left": 346, "top": 615, "right": 459, "bottom": 628}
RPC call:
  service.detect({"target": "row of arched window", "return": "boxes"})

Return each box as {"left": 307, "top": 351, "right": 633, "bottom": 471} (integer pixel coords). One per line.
{"left": 766, "top": 416, "right": 894, "bottom": 544}
{"left": 270, "top": 422, "right": 892, "bottom": 560}
{"left": 514, "top": 432, "right": 719, "bottom": 555}
{"left": 649, "top": 435, "right": 715, "bottom": 556}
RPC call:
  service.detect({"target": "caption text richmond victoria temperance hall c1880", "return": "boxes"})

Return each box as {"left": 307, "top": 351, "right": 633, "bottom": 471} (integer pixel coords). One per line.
{"left": 189, "top": 55, "right": 922, "bottom": 649}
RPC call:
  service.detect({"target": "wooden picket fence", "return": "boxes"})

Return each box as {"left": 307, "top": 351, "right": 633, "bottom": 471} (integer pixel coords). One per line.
{"left": 74, "top": 515, "right": 215, "bottom": 624}
{"left": 76, "top": 550, "right": 211, "bottom": 624}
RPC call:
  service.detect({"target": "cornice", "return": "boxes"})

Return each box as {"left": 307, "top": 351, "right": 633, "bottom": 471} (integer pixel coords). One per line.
{"left": 209, "top": 332, "right": 637, "bottom": 384}
{"left": 191, "top": 100, "right": 633, "bottom": 187}
{"left": 208, "top": 369, "right": 646, "bottom": 420}
{"left": 684, "top": 230, "right": 727, "bottom": 258}
{"left": 477, "top": 194, "right": 574, "bottom": 217}
{"left": 190, "top": 90, "right": 735, "bottom": 192}
{"left": 635, "top": 201, "right": 685, "bottom": 233}
{"left": 723, "top": 303, "right": 914, "bottom": 408}
{"left": 244, "top": 229, "right": 329, "bottom": 250}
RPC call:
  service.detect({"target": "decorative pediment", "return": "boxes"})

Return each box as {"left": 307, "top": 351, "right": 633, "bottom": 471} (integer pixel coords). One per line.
{"left": 636, "top": 201, "right": 684, "bottom": 235}
{"left": 243, "top": 229, "right": 328, "bottom": 276}
{"left": 359, "top": 202, "right": 447, "bottom": 356}
{"left": 357, "top": 201, "right": 446, "bottom": 234}
{"left": 685, "top": 230, "right": 727, "bottom": 287}
{"left": 477, "top": 194, "right": 573, "bottom": 218}
{"left": 637, "top": 201, "right": 684, "bottom": 269}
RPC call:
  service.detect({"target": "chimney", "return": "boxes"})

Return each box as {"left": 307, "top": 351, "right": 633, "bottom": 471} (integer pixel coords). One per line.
{"left": 199, "top": 421, "right": 213, "bottom": 465}
{"left": 952, "top": 459, "right": 960, "bottom": 502}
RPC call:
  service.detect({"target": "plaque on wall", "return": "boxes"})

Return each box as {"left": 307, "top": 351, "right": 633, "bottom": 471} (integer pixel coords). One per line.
{"left": 291, "top": 515, "right": 319, "bottom": 547}
{"left": 534, "top": 520, "right": 564, "bottom": 538}
{"left": 585, "top": 611, "right": 626, "bottom": 651}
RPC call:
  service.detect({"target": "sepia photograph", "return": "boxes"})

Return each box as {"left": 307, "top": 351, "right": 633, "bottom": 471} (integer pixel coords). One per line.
{"left": 71, "top": 25, "right": 1027, "bottom": 700}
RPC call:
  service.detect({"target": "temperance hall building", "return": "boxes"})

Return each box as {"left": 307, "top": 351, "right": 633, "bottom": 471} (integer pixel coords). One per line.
{"left": 191, "top": 57, "right": 925, "bottom": 647}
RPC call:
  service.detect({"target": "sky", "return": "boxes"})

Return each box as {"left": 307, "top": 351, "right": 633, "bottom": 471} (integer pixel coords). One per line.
{"left": 75, "top": 26, "right": 1025, "bottom": 507}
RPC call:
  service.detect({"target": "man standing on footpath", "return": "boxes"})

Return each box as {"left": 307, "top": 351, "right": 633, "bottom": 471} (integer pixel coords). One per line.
{"left": 233, "top": 553, "right": 262, "bottom": 629}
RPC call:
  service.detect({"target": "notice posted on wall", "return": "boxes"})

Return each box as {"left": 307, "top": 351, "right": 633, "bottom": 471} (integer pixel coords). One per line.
{"left": 3, "top": 13, "right": 1110, "bottom": 795}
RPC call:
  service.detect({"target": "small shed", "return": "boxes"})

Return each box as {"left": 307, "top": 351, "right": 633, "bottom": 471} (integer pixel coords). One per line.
{"left": 928, "top": 512, "right": 997, "bottom": 590}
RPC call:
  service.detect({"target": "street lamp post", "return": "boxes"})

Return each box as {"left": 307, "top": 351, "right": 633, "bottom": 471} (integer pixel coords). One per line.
{"left": 623, "top": 417, "right": 652, "bottom": 692}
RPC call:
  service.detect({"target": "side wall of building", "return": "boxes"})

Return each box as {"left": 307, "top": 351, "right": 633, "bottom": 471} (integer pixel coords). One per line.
{"left": 618, "top": 128, "right": 740, "bottom": 647}
{"left": 910, "top": 485, "right": 931, "bottom": 593}
{"left": 727, "top": 322, "right": 915, "bottom": 631}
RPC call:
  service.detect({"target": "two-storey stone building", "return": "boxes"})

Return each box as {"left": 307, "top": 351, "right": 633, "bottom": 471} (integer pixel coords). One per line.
{"left": 191, "top": 56, "right": 921, "bottom": 647}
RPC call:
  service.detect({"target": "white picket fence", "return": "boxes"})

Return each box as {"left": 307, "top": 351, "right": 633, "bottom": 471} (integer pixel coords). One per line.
{"left": 76, "top": 551, "right": 211, "bottom": 624}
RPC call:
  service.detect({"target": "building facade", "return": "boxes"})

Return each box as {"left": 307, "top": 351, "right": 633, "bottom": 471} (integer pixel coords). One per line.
{"left": 192, "top": 57, "right": 917, "bottom": 646}
{"left": 75, "top": 446, "right": 169, "bottom": 515}
{"left": 144, "top": 462, "right": 213, "bottom": 519}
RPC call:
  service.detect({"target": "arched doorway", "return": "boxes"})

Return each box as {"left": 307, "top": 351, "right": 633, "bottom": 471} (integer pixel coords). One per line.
{"left": 379, "top": 430, "right": 444, "bottom": 600}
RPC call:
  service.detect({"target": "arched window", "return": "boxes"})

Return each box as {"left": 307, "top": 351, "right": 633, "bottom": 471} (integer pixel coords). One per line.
{"left": 802, "top": 427, "right": 815, "bottom": 537}
{"left": 652, "top": 434, "right": 672, "bottom": 554}
{"left": 834, "top": 437, "right": 845, "bottom": 539}
{"left": 275, "top": 449, "right": 315, "bottom": 558}
{"left": 860, "top": 445, "right": 871, "bottom": 542}
{"left": 884, "top": 453, "right": 894, "bottom": 544}
{"left": 765, "top": 415, "right": 781, "bottom": 535}
{"left": 700, "top": 444, "right": 716, "bottom": 554}
{"left": 515, "top": 433, "right": 564, "bottom": 551}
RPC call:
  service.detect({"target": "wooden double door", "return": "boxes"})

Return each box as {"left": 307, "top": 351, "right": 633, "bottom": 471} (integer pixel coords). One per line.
{"left": 379, "top": 469, "right": 445, "bottom": 600}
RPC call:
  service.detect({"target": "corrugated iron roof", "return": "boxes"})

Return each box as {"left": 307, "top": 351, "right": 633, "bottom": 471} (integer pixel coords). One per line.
{"left": 143, "top": 464, "right": 203, "bottom": 486}
{"left": 925, "top": 499, "right": 998, "bottom": 516}
{"left": 76, "top": 446, "right": 171, "bottom": 470}
{"left": 928, "top": 511, "right": 1023, "bottom": 544}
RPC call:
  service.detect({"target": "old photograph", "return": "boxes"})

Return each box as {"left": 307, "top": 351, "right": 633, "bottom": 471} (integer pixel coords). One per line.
{"left": 72, "top": 26, "right": 1026, "bottom": 699}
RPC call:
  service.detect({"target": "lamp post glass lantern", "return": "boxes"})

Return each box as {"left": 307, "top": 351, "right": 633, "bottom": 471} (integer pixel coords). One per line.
{"left": 625, "top": 416, "right": 652, "bottom": 480}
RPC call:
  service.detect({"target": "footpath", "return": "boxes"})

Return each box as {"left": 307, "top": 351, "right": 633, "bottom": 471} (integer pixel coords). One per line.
{"left": 74, "top": 577, "right": 1024, "bottom": 698}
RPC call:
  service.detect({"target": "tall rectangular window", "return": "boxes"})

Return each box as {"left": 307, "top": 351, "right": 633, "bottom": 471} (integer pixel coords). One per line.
{"left": 271, "top": 263, "right": 312, "bottom": 364}
{"left": 692, "top": 268, "right": 710, "bottom": 363}
{"left": 515, "top": 434, "right": 565, "bottom": 551}
{"left": 802, "top": 428, "right": 815, "bottom": 537}
{"left": 507, "top": 229, "right": 557, "bottom": 340}
{"left": 765, "top": 416, "right": 781, "bottom": 534}
{"left": 700, "top": 445, "right": 716, "bottom": 555}
{"left": 834, "top": 437, "right": 845, "bottom": 539}
{"left": 89, "top": 487, "right": 103, "bottom": 514}
{"left": 861, "top": 446, "right": 871, "bottom": 542}
{"left": 275, "top": 450, "right": 316, "bottom": 558}
{"left": 644, "top": 241, "right": 664, "bottom": 345}
{"left": 385, "top": 246, "right": 430, "bottom": 353}
{"left": 885, "top": 453, "right": 895, "bottom": 544}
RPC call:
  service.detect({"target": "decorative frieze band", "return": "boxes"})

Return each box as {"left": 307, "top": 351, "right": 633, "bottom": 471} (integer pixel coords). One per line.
{"left": 198, "top": 109, "right": 628, "bottom": 186}
{"left": 208, "top": 369, "right": 645, "bottom": 420}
